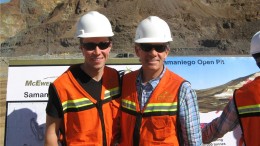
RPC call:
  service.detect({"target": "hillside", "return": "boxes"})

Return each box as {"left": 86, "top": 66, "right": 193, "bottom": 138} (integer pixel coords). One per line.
{"left": 197, "top": 72, "right": 260, "bottom": 112}
{"left": 0, "top": 0, "right": 260, "bottom": 57}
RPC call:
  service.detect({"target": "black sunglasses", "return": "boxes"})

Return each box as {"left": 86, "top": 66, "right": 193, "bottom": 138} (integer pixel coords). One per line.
{"left": 81, "top": 41, "right": 111, "bottom": 50}
{"left": 139, "top": 43, "right": 168, "bottom": 53}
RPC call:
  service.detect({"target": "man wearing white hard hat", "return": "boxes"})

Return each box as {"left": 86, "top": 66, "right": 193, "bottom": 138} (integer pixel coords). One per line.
{"left": 202, "top": 31, "right": 260, "bottom": 146}
{"left": 44, "top": 11, "right": 121, "bottom": 146}
{"left": 119, "top": 16, "right": 202, "bottom": 145}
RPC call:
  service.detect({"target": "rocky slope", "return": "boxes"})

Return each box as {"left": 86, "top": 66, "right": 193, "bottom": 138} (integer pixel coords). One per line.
{"left": 0, "top": 0, "right": 260, "bottom": 57}
{"left": 197, "top": 72, "right": 260, "bottom": 112}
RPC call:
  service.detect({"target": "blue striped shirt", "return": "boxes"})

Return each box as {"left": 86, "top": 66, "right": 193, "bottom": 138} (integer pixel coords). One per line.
{"left": 136, "top": 67, "right": 202, "bottom": 145}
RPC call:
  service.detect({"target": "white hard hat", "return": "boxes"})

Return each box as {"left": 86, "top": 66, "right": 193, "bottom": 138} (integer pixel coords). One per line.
{"left": 76, "top": 11, "right": 114, "bottom": 38}
{"left": 250, "top": 31, "right": 260, "bottom": 55}
{"left": 135, "top": 16, "right": 173, "bottom": 43}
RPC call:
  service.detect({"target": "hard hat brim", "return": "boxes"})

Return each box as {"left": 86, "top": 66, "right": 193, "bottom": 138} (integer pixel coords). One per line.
{"left": 135, "top": 38, "right": 173, "bottom": 43}
{"left": 76, "top": 32, "right": 114, "bottom": 38}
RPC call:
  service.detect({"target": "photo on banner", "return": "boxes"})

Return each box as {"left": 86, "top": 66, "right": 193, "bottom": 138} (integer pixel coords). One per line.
{"left": 5, "top": 102, "right": 47, "bottom": 146}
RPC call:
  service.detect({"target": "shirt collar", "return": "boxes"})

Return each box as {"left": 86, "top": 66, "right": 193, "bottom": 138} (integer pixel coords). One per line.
{"left": 136, "top": 65, "right": 166, "bottom": 88}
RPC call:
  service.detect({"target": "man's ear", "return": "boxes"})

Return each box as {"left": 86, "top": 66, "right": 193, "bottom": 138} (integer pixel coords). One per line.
{"left": 165, "top": 47, "right": 170, "bottom": 56}
{"left": 80, "top": 46, "right": 85, "bottom": 55}
{"left": 135, "top": 45, "right": 140, "bottom": 57}
{"left": 108, "top": 42, "right": 112, "bottom": 51}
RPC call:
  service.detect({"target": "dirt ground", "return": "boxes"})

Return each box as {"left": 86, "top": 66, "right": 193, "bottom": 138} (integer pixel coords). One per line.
{"left": 0, "top": 59, "right": 8, "bottom": 146}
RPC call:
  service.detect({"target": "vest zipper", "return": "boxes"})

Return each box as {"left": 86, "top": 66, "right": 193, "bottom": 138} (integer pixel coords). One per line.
{"left": 96, "top": 100, "right": 107, "bottom": 146}
{"left": 133, "top": 113, "right": 142, "bottom": 146}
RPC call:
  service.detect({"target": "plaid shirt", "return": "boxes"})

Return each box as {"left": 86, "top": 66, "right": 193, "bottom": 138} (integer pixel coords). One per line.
{"left": 202, "top": 99, "right": 239, "bottom": 144}
{"left": 136, "top": 67, "right": 202, "bottom": 145}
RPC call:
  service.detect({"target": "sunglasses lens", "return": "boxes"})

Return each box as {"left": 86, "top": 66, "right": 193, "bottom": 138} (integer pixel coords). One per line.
{"left": 82, "top": 43, "right": 95, "bottom": 50}
{"left": 140, "top": 44, "right": 166, "bottom": 53}
{"left": 140, "top": 44, "right": 151, "bottom": 52}
{"left": 98, "top": 42, "right": 111, "bottom": 50}
{"left": 82, "top": 42, "right": 111, "bottom": 50}
{"left": 154, "top": 45, "right": 166, "bottom": 53}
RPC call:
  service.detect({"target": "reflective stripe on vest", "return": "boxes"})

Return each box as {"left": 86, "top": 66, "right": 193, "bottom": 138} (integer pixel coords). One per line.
{"left": 122, "top": 99, "right": 177, "bottom": 115}
{"left": 105, "top": 87, "right": 120, "bottom": 99}
{"left": 62, "top": 97, "right": 94, "bottom": 112}
{"left": 62, "top": 87, "right": 120, "bottom": 113}
{"left": 237, "top": 104, "right": 260, "bottom": 116}
{"left": 145, "top": 102, "right": 177, "bottom": 113}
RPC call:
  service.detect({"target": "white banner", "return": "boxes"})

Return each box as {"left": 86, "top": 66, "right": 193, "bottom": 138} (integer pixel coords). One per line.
{"left": 5, "top": 57, "right": 259, "bottom": 145}
{"left": 6, "top": 66, "right": 69, "bottom": 101}
{"left": 6, "top": 65, "right": 141, "bottom": 101}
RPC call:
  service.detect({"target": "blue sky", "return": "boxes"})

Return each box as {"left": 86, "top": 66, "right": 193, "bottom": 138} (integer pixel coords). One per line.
{"left": 0, "top": 0, "right": 10, "bottom": 4}
{"left": 165, "top": 56, "right": 259, "bottom": 90}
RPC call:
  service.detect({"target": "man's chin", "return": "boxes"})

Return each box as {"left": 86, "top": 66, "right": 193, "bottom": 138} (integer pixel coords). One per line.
{"left": 143, "top": 65, "right": 160, "bottom": 71}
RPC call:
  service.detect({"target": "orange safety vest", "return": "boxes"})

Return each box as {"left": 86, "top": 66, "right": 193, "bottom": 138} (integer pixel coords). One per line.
{"left": 119, "top": 68, "right": 185, "bottom": 146}
{"left": 53, "top": 66, "right": 121, "bottom": 146}
{"left": 234, "top": 76, "right": 260, "bottom": 146}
